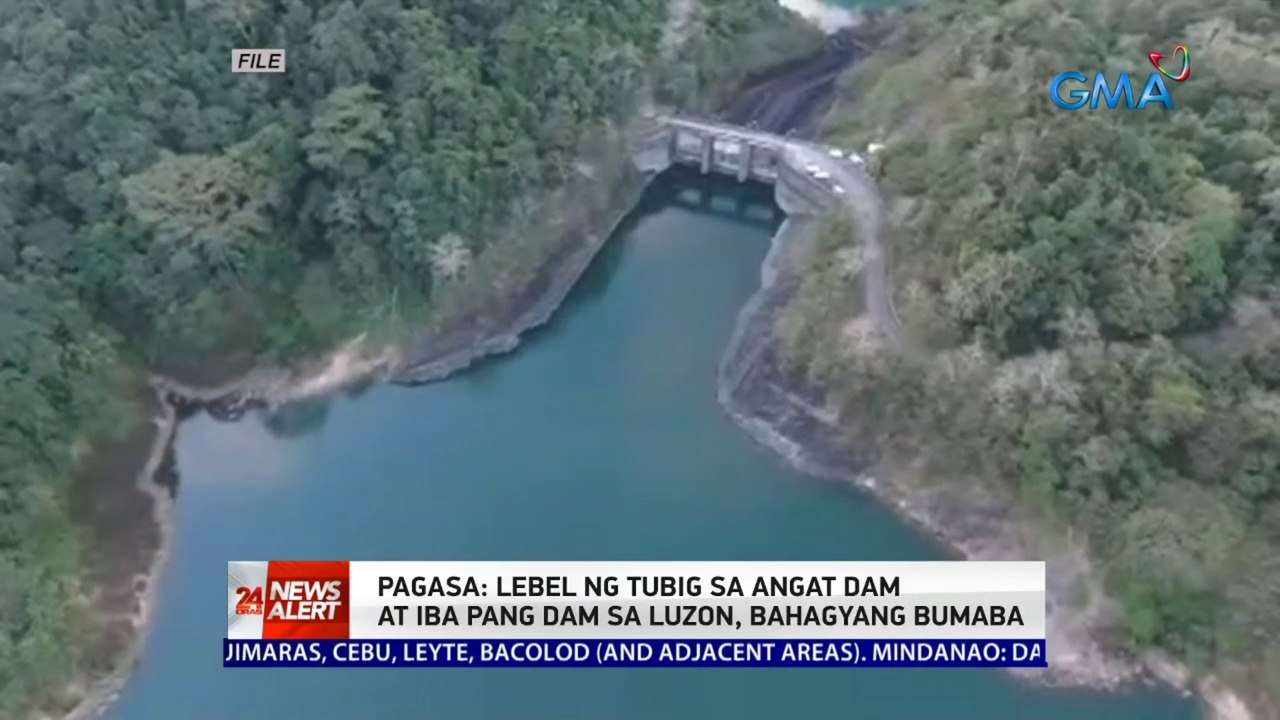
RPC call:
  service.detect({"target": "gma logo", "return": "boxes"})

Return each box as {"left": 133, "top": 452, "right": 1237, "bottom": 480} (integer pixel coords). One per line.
{"left": 1049, "top": 72, "right": 1174, "bottom": 110}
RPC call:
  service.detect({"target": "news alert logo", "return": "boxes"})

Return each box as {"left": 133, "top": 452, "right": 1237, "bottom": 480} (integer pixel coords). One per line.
{"left": 227, "top": 561, "right": 350, "bottom": 639}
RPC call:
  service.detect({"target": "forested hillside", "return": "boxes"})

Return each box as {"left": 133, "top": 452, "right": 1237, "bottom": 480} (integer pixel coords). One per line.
{"left": 0, "top": 0, "right": 819, "bottom": 715}
{"left": 654, "top": 0, "right": 824, "bottom": 111}
{"left": 782, "top": 0, "right": 1280, "bottom": 706}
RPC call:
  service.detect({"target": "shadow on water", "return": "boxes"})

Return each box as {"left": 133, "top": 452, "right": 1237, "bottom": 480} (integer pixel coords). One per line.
{"left": 262, "top": 396, "right": 333, "bottom": 439}
{"left": 439, "top": 167, "right": 782, "bottom": 389}
{"left": 343, "top": 375, "right": 378, "bottom": 400}
{"left": 568, "top": 167, "right": 779, "bottom": 308}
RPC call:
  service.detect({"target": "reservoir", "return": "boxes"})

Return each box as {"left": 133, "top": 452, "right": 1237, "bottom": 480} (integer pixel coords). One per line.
{"left": 109, "top": 171, "right": 1195, "bottom": 719}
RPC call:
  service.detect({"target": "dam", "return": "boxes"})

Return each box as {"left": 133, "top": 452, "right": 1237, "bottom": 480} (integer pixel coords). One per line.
{"left": 631, "top": 115, "right": 855, "bottom": 218}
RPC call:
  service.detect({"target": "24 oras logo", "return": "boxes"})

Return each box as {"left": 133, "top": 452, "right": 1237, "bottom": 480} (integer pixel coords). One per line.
{"left": 235, "top": 585, "right": 264, "bottom": 615}
{"left": 1051, "top": 44, "right": 1190, "bottom": 110}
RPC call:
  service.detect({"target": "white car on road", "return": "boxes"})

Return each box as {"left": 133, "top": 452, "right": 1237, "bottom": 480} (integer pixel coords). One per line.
{"left": 813, "top": 170, "right": 831, "bottom": 181}
{"left": 827, "top": 148, "right": 844, "bottom": 159}
{"left": 832, "top": 184, "right": 846, "bottom": 195}
{"left": 804, "top": 163, "right": 821, "bottom": 175}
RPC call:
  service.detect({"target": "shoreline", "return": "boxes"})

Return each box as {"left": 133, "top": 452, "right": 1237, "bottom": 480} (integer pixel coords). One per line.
{"left": 717, "top": 207, "right": 1142, "bottom": 688}
{"left": 712, "top": 153, "right": 1257, "bottom": 720}
{"left": 390, "top": 171, "right": 651, "bottom": 386}
{"left": 63, "top": 384, "right": 178, "bottom": 720}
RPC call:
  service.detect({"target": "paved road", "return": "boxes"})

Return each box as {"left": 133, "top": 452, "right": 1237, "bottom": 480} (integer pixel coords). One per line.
{"left": 660, "top": 116, "right": 800, "bottom": 146}
{"left": 788, "top": 143, "right": 903, "bottom": 349}
{"left": 659, "top": 117, "right": 904, "bottom": 349}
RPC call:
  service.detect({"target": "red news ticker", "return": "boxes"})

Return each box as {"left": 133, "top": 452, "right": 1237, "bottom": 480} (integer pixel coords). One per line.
{"left": 235, "top": 561, "right": 351, "bottom": 639}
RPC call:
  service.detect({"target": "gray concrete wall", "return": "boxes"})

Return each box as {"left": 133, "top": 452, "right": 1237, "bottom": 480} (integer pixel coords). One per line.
{"left": 629, "top": 120, "right": 837, "bottom": 219}
{"left": 773, "top": 159, "right": 833, "bottom": 217}
{"left": 630, "top": 128, "right": 675, "bottom": 174}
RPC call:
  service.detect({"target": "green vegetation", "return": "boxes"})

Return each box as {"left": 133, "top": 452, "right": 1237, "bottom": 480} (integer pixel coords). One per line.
{"left": 782, "top": 0, "right": 1280, "bottom": 703}
{"left": 654, "top": 0, "right": 824, "bottom": 111}
{"left": 0, "top": 0, "right": 823, "bottom": 715}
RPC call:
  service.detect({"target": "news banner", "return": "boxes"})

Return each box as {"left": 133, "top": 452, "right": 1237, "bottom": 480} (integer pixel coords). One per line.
{"left": 226, "top": 561, "right": 1047, "bottom": 669}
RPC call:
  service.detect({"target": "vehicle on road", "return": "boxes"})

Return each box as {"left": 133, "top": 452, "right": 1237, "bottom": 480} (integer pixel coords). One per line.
{"left": 813, "top": 170, "right": 831, "bottom": 181}
{"left": 832, "top": 185, "right": 846, "bottom": 195}
{"left": 827, "top": 148, "right": 844, "bottom": 159}
{"left": 848, "top": 154, "right": 866, "bottom": 166}
{"left": 804, "top": 163, "right": 821, "bottom": 174}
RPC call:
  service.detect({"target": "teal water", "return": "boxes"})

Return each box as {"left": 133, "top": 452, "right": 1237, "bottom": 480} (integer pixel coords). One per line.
{"left": 111, "top": 173, "right": 1196, "bottom": 719}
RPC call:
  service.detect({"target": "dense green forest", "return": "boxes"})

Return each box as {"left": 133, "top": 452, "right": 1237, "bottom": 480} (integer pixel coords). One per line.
{"left": 782, "top": 0, "right": 1280, "bottom": 706}
{"left": 0, "top": 0, "right": 819, "bottom": 715}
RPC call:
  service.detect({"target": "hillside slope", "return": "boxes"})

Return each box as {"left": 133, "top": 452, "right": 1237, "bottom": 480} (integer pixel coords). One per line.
{"left": 782, "top": 0, "right": 1280, "bottom": 710}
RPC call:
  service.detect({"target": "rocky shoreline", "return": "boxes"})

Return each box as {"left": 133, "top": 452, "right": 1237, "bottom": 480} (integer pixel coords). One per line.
{"left": 390, "top": 173, "right": 651, "bottom": 386}
{"left": 720, "top": 206, "right": 1153, "bottom": 688}
{"left": 714, "top": 176, "right": 1257, "bottom": 720}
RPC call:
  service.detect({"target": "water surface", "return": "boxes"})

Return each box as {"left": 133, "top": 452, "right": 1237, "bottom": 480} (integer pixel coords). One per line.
{"left": 112, "top": 172, "right": 1195, "bottom": 719}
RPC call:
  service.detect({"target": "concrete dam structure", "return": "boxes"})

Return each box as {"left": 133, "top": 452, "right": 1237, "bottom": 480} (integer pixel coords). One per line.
{"left": 630, "top": 114, "right": 900, "bottom": 351}
{"left": 630, "top": 116, "right": 857, "bottom": 218}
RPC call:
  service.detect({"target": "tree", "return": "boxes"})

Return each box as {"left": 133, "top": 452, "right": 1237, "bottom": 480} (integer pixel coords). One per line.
{"left": 303, "top": 85, "right": 393, "bottom": 179}
{"left": 121, "top": 148, "right": 277, "bottom": 277}
{"left": 429, "top": 233, "right": 472, "bottom": 282}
